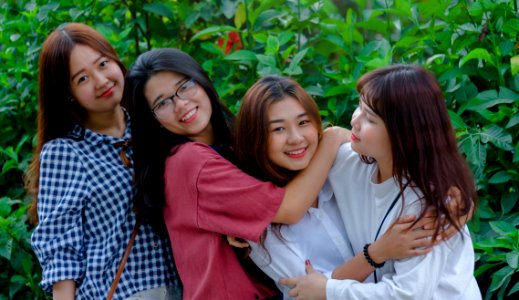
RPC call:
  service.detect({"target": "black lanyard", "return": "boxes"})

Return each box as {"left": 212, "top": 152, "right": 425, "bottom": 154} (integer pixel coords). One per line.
{"left": 372, "top": 183, "right": 408, "bottom": 283}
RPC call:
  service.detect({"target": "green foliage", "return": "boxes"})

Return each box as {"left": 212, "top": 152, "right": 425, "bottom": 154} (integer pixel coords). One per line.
{"left": 1, "top": 0, "right": 518, "bottom": 298}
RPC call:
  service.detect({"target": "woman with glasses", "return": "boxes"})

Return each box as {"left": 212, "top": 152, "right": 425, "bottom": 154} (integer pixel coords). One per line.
{"left": 26, "top": 23, "right": 181, "bottom": 299}
{"left": 126, "top": 48, "right": 349, "bottom": 299}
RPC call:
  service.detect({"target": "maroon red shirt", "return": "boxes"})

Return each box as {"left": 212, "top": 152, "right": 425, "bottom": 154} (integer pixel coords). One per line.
{"left": 163, "top": 142, "right": 284, "bottom": 299}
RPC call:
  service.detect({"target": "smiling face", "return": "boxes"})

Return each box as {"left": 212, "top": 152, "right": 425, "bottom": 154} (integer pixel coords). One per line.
{"left": 143, "top": 71, "right": 214, "bottom": 144}
{"left": 69, "top": 44, "right": 125, "bottom": 119}
{"left": 266, "top": 96, "right": 319, "bottom": 171}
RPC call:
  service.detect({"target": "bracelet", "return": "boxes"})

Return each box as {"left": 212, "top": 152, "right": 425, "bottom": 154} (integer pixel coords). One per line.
{"left": 363, "top": 243, "right": 385, "bottom": 268}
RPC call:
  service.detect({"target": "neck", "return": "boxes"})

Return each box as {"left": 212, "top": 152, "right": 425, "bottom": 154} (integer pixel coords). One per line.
{"left": 84, "top": 106, "right": 126, "bottom": 138}
{"left": 376, "top": 159, "right": 393, "bottom": 183}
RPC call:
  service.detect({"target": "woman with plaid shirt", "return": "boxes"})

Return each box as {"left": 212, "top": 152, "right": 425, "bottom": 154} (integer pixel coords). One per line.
{"left": 25, "top": 23, "right": 181, "bottom": 299}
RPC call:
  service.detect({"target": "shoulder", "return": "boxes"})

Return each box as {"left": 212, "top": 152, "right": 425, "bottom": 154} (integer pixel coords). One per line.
{"left": 169, "top": 142, "right": 221, "bottom": 162}
{"left": 40, "top": 138, "right": 81, "bottom": 161}
{"left": 166, "top": 142, "right": 228, "bottom": 174}
{"left": 329, "top": 143, "right": 363, "bottom": 175}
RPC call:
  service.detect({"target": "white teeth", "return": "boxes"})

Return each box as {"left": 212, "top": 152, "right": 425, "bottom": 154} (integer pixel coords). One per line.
{"left": 181, "top": 109, "right": 196, "bottom": 122}
{"left": 286, "top": 149, "right": 305, "bottom": 155}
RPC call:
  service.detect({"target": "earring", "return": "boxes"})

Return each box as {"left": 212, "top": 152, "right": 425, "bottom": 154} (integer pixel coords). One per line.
{"left": 69, "top": 97, "right": 75, "bottom": 102}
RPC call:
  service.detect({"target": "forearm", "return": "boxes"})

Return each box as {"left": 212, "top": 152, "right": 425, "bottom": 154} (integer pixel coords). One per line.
{"left": 53, "top": 280, "right": 75, "bottom": 300}
{"left": 273, "top": 131, "right": 345, "bottom": 224}
{"left": 331, "top": 252, "right": 374, "bottom": 281}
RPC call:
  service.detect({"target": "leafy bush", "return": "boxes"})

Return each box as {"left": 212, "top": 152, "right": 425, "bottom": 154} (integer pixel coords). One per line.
{"left": 0, "top": 0, "right": 517, "bottom": 299}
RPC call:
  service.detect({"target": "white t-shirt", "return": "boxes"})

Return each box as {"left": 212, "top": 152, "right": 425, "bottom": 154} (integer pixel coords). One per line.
{"left": 249, "top": 181, "right": 353, "bottom": 299}
{"left": 325, "top": 143, "right": 481, "bottom": 300}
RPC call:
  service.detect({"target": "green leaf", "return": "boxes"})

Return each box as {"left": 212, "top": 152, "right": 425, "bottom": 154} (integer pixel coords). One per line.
{"left": 506, "top": 252, "right": 518, "bottom": 269}
{"left": 502, "top": 19, "right": 519, "bottom": 34}
{"left": 460, "top": 90, "right": 516, "bottom": 113}
{"left": 234, "top": 3, "right": 246, "bottom": 29}
{"left": 190, "top": 25, "right": 237, "bottom": 42}
{"left": 459, "top": 133, "right": 486, "bottom": 178}
{"left": 501, "top": 191, "right": 518, "bottom": 214}
{"left": 506, "top": 113, "right": 519, "bottom": 128}
{"left": 489, "top": 266, "right": 514, "bottom": 292}
{"left": 448, "top": 110, "right": 467, "bottom": 130}
{"left": 278, "top": 32, "right": 294, "bottom": 47}
{"left": 266, "top": 35, "right": 280, "bottom": 55}
{"left": 481, "top": 125, "right": 513, "bottom": 151}
{"left": 488, "top": 171, "right": 512, "bottom": 184}
{"left": 324, "top": 84, "right": 351, "bottom": 97}
{"left": 143, "top": 3, "right": 174, "bottom": 20}
{"left": 284, "top": 48, "right": 309, "bottom": 76}
{"left": 489, "top": 221, "right": 516, "bottom": 236}
{"left": 224, "top": 50, "right": 257, "bottom": 61}
{"left": 0, "top": 233, "right": 13, "bottom": 260}
{"left": 511, "top": 55, "right": 519, "bottom": 76}
{"left": 221, "top": 0, "right": 237, "bottom": 19}
{"left": 459, "top": 48, "right": 495, "bottom": 67}
{"left": 508, "top": 282, "right": 519, "bottom": 296}
{"left": 0, "top": 197, "right": 11, "bottom": 217}
{"left": 475, "top": 239, "right": 512, "bottom": 249}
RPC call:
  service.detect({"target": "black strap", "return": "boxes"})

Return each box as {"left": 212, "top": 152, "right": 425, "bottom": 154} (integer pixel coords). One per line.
{"left": 372, "top": 183, "right": 408, "bottom": 283}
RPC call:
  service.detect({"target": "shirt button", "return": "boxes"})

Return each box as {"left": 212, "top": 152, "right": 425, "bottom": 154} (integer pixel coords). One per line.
{"left": 152, "top": 242, "right": 160, "bottom": 248}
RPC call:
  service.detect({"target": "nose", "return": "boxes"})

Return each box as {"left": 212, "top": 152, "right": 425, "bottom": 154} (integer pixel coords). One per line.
{"left": 351, "top": 109, "right": 361, "bottom": 129}
{"left": 173, "top": 98, "right": 190, "bottom": 113}
{"left": 93, "top": 71, "right": 109, "bottom": 89}
{"left": 287, "top": 127, "right": 304, "bottom": 144}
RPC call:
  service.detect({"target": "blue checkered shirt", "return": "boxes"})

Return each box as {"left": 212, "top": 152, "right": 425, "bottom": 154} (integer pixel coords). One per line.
{"left": 31, "top": 116, "right": 180, "bottom": 299}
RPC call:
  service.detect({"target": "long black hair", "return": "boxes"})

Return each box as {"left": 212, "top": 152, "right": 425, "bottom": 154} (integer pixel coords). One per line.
{"left": 126, "top": 48, "right": 234, "bottom": 233}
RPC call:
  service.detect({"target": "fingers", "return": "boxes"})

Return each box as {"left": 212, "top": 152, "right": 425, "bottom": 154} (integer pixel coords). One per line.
{"left": 288, "top": 287, "right": 298, "bottom": 297}
{"left": 407, "top": 247, "right": 433, "bottom": 257}
{"left": 441, "top": 223, "right": 459, "bottom": 240}
{"left": 393, "top": 215, "right": 416, "bottom": 224}
{"left": 226, "top": 236, "right": 250, "bottom": 248}
{"left": 305, "top": 259, "right": 315, "bottom": 274}
{"left": 279, "top": 276, "right": 300, "bottom": 287}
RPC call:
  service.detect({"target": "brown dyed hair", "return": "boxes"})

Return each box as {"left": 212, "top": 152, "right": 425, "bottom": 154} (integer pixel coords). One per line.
{"left": 235, "top": 76, "right": 322, "bottom": 254}
{"left": 357, "top": 64, "right": 477, "bottom": 238}
{"left": 25, "top": 23, "right": 126, "bottom": 224}
{"left": 235, "top": 75, "right": 323, "bottom": 187}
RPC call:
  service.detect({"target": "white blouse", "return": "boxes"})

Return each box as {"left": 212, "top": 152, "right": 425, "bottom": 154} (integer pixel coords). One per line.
{"left": 249, "top": 182, "right": 354, "bottom": 299}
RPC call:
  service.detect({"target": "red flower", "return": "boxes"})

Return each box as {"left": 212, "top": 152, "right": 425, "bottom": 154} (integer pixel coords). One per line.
{"left": 217, "top": 31, "right": 243, "bottom": 54}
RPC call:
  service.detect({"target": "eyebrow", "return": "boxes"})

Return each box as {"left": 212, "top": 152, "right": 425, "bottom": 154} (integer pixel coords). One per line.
{"left": 151, "top": 78, "right": 188, "bottom": 105}
{"left": 269, "top": 112, "right": 308, "bottom": 124}
{"left": 70, "top": 55, "right": 105, "bottom": 82}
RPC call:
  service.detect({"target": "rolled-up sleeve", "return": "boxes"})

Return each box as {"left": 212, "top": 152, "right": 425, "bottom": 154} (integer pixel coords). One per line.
{"left": 31, "top": 141, "right": 88, "bottom": 291}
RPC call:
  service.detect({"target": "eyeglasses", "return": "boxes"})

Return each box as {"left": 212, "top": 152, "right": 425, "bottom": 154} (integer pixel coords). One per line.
{"left": 150, "top": 78, "right": 198, "bottom": 119}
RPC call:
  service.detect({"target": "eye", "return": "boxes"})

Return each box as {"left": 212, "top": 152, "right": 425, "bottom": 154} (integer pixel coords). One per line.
{"left": 155, "top": 98, "right": 173, "bottom": 110}
{"left": 299, "top": 119, "right": 311, "bottom": 126}
{"left": 178, "top": 80, "right": 194, "bottom": 93}
{"left": 272, "top": 127, "right": 285, "bottom": 133}
{"left": 77, "top": 75, "right": 88, "bottom": 84}
{"left": 99, "top": 59, "right": 109, "bottom": 67}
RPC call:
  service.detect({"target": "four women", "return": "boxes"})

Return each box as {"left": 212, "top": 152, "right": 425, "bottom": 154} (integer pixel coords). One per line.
{"left": 28, "top": 22, "right": 479, "bottom": 299}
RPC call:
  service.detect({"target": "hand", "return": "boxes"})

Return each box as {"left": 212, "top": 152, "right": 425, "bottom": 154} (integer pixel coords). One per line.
{"left": 226, "top": 235, "right": 249, "bottom": 248}
{"left": 368, "top": 215, "right": 436, "bottom": 263}
{"left": 322, "top": 126, "right": 351, "bottom": 145}
{"left": 279, "top": 260, "right": 327, "bottom": 300}
{"left": 422, "top": 186, "right": 473, "bottom": 241}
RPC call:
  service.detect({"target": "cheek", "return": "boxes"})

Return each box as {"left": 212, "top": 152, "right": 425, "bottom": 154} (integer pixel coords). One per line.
{"left": 267, "top": 134, "right": 286, "bottom": 160}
